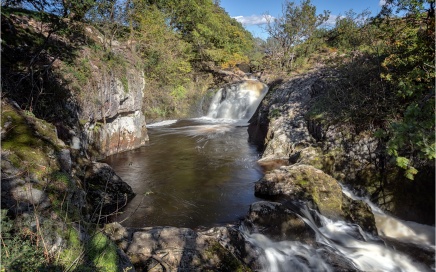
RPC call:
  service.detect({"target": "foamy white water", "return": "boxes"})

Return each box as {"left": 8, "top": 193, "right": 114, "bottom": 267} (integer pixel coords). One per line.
{"left": 243, "top": 201, "right": 432, "bottom": 272}
{"left": 316, "top": 214, "right": 430, "bottom": 272}
{"left": 341, "top": 186, "right": 435, "bottom": 250}
{"left": 147, "top": 119, "right": 178, "bottom": 127}
{"left": 245, "top": 233, "right": 333, "bottom": 272}
{"left": 207, "top": 80, "right": 268, "bottom": 120}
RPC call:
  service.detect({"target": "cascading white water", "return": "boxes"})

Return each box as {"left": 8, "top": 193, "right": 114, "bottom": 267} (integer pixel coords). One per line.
{"left": 341, "top": 186, "right": 436, "bottom": 250}
{"left": 207, "top": 80, "right": 268, "bottom": 120}
{"left": 242, "top": 187, "right": 435, "bottom": 272}
{"left": 243, "top": 232, "right": 333, "bottom": 272}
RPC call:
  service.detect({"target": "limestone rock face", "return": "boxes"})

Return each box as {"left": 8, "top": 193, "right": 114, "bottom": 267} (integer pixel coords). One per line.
{"left": 86, "top": 111, "right": 148, "bottom": 157}
{"left": 80, "top": 69, "right": 145, "bottom": 122}
{"left": 249, "top": 74, "right": 317, "bottom": 161}
{"left": 248, "top": 71, "right": 379, "bottom": 182}
{"left": 80, "top": 69, "right": 149, "bottom": 157}
{"left": 85, "top": 162, "right": 135, "bottom": 217}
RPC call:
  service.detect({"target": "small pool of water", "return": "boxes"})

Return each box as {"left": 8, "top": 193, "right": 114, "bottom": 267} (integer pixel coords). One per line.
{"left": 103, "top": 118, "right": 263, "bottom": 229}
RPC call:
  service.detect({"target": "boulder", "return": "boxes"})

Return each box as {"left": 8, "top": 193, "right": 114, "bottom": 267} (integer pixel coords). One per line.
{"left": 58, "top": 149, "right": 72, "bottom": 173}
{"left": 341, "top": 195, "right": 378, "bottom": 235}
{"left": 255, "top": 164, "right": 343, "bottom": 220}
{"left": 85, "top": 162, "right": 135, "bottom": 218}
{"left": 254, "top": 164, "right": 376, "bottom": 233}
{"left": 1, "top": 183, "right": 51, "bottom": 215}
{"left": 245, "top": 201, "right": 316, "bottom": 243}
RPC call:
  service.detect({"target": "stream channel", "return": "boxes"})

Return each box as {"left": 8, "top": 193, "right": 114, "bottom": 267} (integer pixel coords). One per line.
{"left": 103, "top": 80, "right": 435, "bottom": 271}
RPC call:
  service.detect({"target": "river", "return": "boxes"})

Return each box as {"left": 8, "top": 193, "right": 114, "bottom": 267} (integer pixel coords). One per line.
{"left": 103, "top": 80, "right": 269, "bottom": 229}
{"left": 103, "top": 80, "right": 435, "bottom": 271}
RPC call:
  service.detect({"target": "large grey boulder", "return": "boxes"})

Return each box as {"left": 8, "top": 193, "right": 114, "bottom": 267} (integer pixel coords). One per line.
{"left": 255, "top": 164, "right": 343, "bottom": 219}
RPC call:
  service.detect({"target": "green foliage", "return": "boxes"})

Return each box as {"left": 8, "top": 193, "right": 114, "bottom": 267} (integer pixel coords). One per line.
{"left": 58, "top": 227, "right": 83, "bottom": 269}
{"left": 263, "top": 0, "right": 330, "bottom": 71}
{"left": 308, "top": 0, "right": 435, "bottom": 179}
{"left": 378, "top": 1, "right": 435, "bottom": 178}
{"left": 326, "top": 9, "right": 372, "bottom": 51}
{"left": 63, "top": 57, "right": 92, "bottom": 86}
{"left": 1, "top": 210, "right": 48, "bottom": 271}
{"left": 131, "top": 4, "right": 193, "bottom": 86}
{"left": 171, "top": 85, "right": 187, "bottom": 100}
{"left": 141, "top": 0, "right": 254, "bottom": 68}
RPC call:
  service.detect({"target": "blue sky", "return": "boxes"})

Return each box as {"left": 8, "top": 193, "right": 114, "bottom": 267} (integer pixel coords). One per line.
{"left": 220, "top": 0, "right": 387, "bottom": 39}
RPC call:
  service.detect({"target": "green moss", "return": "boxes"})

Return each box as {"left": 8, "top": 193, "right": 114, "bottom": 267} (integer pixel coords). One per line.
{"left": 87, "top": 232, "right": 119, "bottom": 272}
{"left": 120, "top": 76, "right": 129, "bottom": 93}
{"left": 51, "top": 171, "right": 71, "bottom": 186}
{"left": 269, "top": 108, "right": 281, "bottom": 119}
{"left": 1, "top": 103, "right": 60, "bottom": 180}
{"left": 79, "top": 119, "right": 88, "bottom": 126}
{"left": 289, "top": 166, "right": 343, "bottom": 218}
{"left": 58, "top": 227, "right": 83, "bottom": 269}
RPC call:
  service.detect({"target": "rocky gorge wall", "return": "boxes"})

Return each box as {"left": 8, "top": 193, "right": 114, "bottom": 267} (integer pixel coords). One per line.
{"left": 78, "top": 68, "right": 149, "bottom": 157}
{"left": 1, "top": 14, "right": 149, "bottom": 270}
{"left": 248, "top": 69, "right": 435, "bottom": 225}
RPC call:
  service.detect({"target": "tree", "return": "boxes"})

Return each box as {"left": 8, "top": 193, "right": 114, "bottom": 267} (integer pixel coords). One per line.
{"left": 140, "top": 0, "right": 254, "bottom": 68}
{"left": 327, "top": 9, "right": 372, "bottom": 51}
{"left": 87, "top": 0, "right": 124, "bottom": 50}
{"left": 2, "top": 0, "right": 96, "bottom": 20}
{"left": 264, "top": 0, "right": 329, "bottom": 70}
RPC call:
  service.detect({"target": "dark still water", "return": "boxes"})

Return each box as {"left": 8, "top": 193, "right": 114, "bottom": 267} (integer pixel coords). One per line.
{"left": 103, "top": 118, "right": 263, "bottom": 229}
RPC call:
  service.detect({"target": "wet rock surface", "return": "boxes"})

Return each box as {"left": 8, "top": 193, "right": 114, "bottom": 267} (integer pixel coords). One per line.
{"left": 245, "top": 201, "right": 316, "bottom": 243}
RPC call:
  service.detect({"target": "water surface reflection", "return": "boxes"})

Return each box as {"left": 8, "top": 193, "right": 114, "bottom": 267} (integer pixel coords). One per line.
{"left": 103, "top": 118, "right": 263, "bottom": 229}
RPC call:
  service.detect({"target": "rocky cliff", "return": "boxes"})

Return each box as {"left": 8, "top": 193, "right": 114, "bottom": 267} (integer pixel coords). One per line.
{"left": 79, "top": 66, "right": 149, "bottom": 157}
{"left": 1, "top": 11, "right": 148, "bottom": 270}
{"left": 248, "top": 69, "right": 435, "bottom": 225}
{"left": 1, "top": 13, "right": 149, "bottom": 159}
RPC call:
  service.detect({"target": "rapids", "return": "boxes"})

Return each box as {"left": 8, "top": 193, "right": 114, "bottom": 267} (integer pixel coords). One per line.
{"left": 243, "top": 188, "right": 435, "bottom": 272}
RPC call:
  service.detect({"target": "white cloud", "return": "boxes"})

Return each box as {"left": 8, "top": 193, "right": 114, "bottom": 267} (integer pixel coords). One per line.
{"left": 233, "top": 15, "right": 274, "bottom": 26}
{"left": 379, "top": 0, "right": 386, "bottom": 6}
{"left": 326, "top": 14, "right": 339, "bottom": 26}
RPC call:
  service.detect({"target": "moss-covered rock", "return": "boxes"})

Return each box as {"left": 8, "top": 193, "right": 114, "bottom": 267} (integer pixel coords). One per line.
{"left": 255, "top": 164, "right": 343, "bottom": 219}
{"left": 1, "top": 99, "right": 135, "bottom": 271}
{"left": 254, "top": 164, "right": 377, "bottom": 233}
{"left": 341, "top": 195, "right": 377, "bottom": 235}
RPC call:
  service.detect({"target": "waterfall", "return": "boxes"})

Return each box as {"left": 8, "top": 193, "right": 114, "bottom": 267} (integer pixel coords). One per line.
{"left": 207, "top": 80, "right": 268, "bottom": 120}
